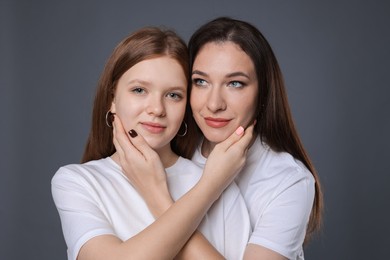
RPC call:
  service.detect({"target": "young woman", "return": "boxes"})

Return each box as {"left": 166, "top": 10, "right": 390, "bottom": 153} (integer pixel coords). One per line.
{"left": 116, "top": 17, "right": 323, "bottom": 260}
{"left": 51, "top": 27, "right": 253, "bottom": 260}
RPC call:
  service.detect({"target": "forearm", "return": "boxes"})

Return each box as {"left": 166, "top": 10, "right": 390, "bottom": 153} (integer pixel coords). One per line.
{"left": 243, "top": 244, "right": 287, "bottom": 260}
{"left": 143, "top": 180, "right": 224, "bottom": 259}
{"left": 79, "top": 180, "right": 223, "bottom": 260}
{"left": 145, "top": 179, "right": 225, "bottom": 259}
{"left": 107, "top": 121, "right": 254, "bottom": 259}
{"left": 148, "top": 204, "right": 225, "bottom": 260}
{"left": 174, "top": 231, "right": 225, "bottom": 260}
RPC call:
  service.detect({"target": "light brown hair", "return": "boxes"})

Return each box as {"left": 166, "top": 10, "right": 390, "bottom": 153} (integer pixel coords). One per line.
{"left": 82, "top": 27, "right": 189, "bottom": 162}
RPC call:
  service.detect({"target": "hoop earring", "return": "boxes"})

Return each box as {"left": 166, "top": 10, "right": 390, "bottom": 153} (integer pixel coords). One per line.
{"left": 177, "top": 121, "right": 187, "bottom": 137}
{"left": 105, "top": 111, "right": 115, "bottom": 128}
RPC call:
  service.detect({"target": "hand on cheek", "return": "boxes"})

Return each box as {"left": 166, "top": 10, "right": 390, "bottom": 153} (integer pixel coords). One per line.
{"left": 201, "top": 124, "right": 255, "bottom": 196}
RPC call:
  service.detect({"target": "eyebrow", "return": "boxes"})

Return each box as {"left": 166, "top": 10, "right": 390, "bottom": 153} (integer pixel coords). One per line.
{"left": 192, "top": 70, "right": 208, "bottom": 77}
{"left": 192, "top": 70, "right": 250, "bottom": 79}
{"left": 127, "top": 79, "right": 186, "bottom": 91}
{"left": 127, "top": 79, "right": 150, "bottom": 85}
{"left": 226, "top": 72, "right": 250, "bottom": 79}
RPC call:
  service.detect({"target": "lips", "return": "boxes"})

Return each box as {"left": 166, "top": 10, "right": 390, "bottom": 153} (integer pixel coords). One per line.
{"left": 204, "top": 117, "right": 231, "bottom": 128}
{"left": 141, "top": 122, "right": 166, "bottom": 134}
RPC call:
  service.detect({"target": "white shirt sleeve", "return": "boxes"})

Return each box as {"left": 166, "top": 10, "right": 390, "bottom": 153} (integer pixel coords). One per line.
{"left": 51, "top": 166, "right": 116, "bottom": 260}
{"left": 249, "top": 169, "right": 315, "bottom": 260}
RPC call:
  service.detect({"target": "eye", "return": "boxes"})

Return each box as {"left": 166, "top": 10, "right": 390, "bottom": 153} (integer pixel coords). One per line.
{"left": 166, "top": 92, "right": 183, "bottom": 100}
{"left": 227, "top": 81, "right": 245, "bottom": 88}
{"left": 192, "top": 78, "right": 208, "bottom": 87}
{"left": 131, "top": 87, "right": 146, "bottom": 94}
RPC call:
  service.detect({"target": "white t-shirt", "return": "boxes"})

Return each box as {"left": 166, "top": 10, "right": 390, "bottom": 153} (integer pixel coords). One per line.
{"left": 52, "top": 156, "right": 250, "bottom": 260}
{"left": 192, "top": 137, "right": 315, "bottom": 260}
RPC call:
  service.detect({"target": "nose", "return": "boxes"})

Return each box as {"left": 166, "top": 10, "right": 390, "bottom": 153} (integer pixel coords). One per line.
{"left": 206, "top": 87, "right": 226, "bottom": 112}
{"left": 146, "top": 95, "right": 166, "bottom": 117}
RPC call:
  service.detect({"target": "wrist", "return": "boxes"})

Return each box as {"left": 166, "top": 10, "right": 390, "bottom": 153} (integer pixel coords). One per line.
{"left": 193, "top": 177, "right": 224, "bottom": 207}
{"left": 145, "top": 188, "right": 174, "bottom": 218}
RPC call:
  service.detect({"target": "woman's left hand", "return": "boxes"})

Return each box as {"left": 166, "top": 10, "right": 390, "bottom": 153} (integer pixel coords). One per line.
{"left": 112, "top": 115, "right": 173, "bottom": 217}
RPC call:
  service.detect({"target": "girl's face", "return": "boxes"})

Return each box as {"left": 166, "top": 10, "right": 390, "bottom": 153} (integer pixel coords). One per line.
{"left": 111, "top": 56, "right": 187, "bottom": 153}
{"left": 190, "top": 42, "right": 258, "bottom": 147}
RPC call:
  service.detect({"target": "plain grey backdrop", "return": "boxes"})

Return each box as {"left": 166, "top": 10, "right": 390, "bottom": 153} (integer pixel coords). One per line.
{"left": 1, "top": 0, "right": 389, "bottom": 259}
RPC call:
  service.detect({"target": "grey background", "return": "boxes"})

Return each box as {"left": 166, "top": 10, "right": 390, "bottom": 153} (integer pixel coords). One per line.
{"left": 1, "top": 0, "right": 389, "bottom": 259}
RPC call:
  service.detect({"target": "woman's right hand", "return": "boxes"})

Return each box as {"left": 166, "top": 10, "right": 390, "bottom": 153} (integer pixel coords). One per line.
{"left": 112, "top": 115, "right": 173, "bottom": 217}
{"left": 200, "top": 124, "right": 255, "bottom": 197}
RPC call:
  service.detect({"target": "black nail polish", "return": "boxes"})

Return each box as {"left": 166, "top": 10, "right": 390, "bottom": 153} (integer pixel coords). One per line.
{"left": 128, "top": 129, "right": 138, "bottom": 138}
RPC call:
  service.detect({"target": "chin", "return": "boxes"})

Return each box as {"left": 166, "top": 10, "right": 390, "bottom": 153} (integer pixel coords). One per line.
{"left": 203, "top": 132, "right": 230, "bottom": 144}
{"left": 143, "top": 136, "right": 172, "bottom": 151}
{"left": 141, "top": 136, "right": 158, "bottom": 148}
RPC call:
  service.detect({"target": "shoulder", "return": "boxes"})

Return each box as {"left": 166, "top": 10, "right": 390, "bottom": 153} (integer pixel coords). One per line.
{"left": 237, "top": 138, "right": 315, "bottom": 211}
{"left": 242, "top": 141, "right": 315, "bottom": 259}
{"left": 246, "top": 137, "right": 314, "bottom": 184}
{"left": 51, "top": 157, "right": 119, "bottom": 188}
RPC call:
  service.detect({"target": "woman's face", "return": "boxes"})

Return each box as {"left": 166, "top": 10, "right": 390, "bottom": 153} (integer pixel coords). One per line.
{"left": 111, "top": 56, "right": 187, "bottom": 152}
{"left": 190, "top": 42, "right": 258, "bottom": 146}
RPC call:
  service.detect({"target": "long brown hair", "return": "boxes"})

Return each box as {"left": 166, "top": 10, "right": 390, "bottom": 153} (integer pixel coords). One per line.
{"left": 185, "top": 17, "right": 323, "bottom": 241}
{"left": 82, "top": 27, "right": 189, "bottom": 163}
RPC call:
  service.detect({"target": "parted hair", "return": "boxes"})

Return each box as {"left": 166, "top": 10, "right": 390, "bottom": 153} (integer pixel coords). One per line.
{"left": 82, "top": 27, "right": 190, "bottom": 163}
{"left": 181, "top": 16, "right": 323, "bottom": 242}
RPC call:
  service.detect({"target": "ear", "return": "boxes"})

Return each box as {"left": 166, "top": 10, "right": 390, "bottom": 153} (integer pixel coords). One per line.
{"left": 110, "top": 98, "right": 116, "bottom": 114}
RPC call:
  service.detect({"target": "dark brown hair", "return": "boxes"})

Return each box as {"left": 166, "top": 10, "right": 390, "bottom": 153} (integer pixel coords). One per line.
{"left": 82, "top": 27, "right": 190, "bottom": 162}
{"left": 184, "top": 17, "right": 323, "bottom": 241}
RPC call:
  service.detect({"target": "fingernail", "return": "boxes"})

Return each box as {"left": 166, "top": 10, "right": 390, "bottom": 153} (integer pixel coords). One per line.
{"left": 235, "top": 126, "right": 244, "bottom": 135}
{"left": 128, "top": 129, "right": 138, "bottom": 138}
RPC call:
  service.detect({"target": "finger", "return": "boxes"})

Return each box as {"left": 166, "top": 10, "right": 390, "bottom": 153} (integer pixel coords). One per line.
{"left": 233, "top": 124, "right": 255, "bottom": 154}
{"left": 113, "top": 115, "right": 156, "bottom": 162}
{"left": 112, "top": 116, "right": 132, "bottom": 162}
{"left": 216, "top": 125, "right": 246, "bottom": 152}
{"left": 112, "top": 122, "right": 123, "bottom": 155}
{"left": 113, "top": 115, "right": 144, "bottom": 160}
{"left": 126, "top": 129, "right": 158, "bottom": 162}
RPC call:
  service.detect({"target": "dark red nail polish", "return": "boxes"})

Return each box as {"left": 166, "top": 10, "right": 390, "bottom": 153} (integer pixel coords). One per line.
{"left": 128, "top": 129, "right": 138, "bottom": 138}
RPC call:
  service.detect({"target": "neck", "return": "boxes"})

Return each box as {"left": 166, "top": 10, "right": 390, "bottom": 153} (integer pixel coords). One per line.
{"left": 201, "top": 139, "right": 216, "bottom": 158}
{"left": 157, "top": 146, "right": 179, "bottom": 168}
{"left": 111, "top": 145, "right": 179, "bottom": 168}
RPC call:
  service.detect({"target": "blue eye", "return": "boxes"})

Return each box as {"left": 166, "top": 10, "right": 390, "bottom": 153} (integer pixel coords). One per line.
{"left": 228, "top": 81, "right": 244, "bottom": 88}
{"left": 192, "top": 78, "right": 208, "bottom": 87}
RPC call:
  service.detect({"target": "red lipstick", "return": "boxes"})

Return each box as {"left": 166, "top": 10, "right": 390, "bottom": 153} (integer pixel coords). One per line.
{"left": 204, "top": 117, "right": 231, "bottom": 128}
